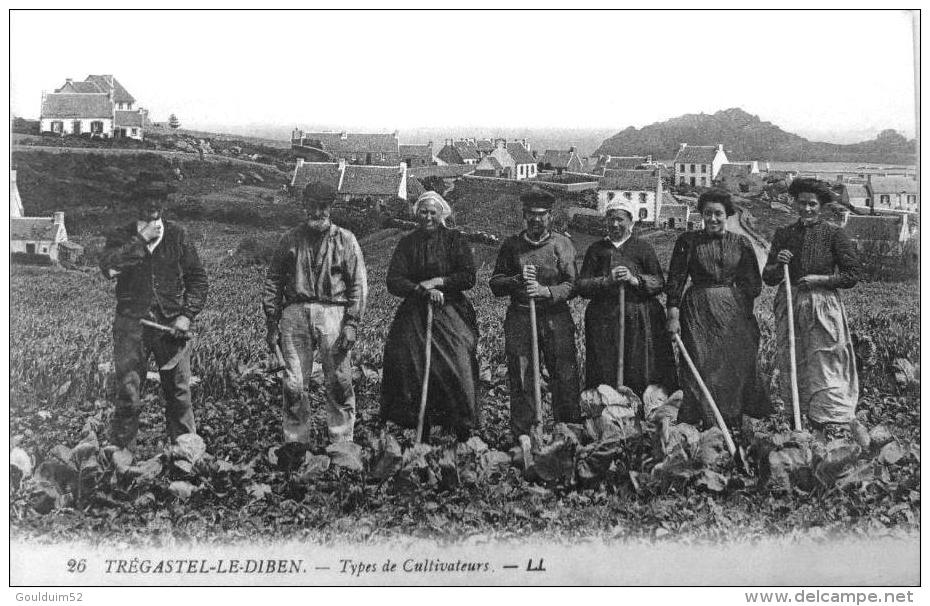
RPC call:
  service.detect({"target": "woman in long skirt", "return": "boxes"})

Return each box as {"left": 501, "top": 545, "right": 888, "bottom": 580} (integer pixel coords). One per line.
{"left": 577, "top": 200, "right": 677, "bottom": 396}
{"left": 762, "top": 178, "right": 861, "bottom": 428}
{"left": 381, "top": 191, "right": 480, "bottom": 440}
{"left": 666, "top": 190, "right": 770, "bottom": 429}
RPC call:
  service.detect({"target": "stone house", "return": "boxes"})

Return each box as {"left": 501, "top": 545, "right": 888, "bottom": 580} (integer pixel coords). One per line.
{"left": 672, "top": 144, "right": 729, "bottom": 186}
{"left": 596, "top": 169, "right": 664, "bottom": 222}
{"left": 40, "top": 75, "right": 146, "bottom": 140}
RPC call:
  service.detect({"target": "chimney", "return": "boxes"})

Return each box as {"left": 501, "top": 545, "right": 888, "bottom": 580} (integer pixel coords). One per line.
{"left": 340, "top": 132, "right": 347, "bottom": 140}
{"left": 522, "top": 138, "right": 528, "bottom": 150}
{"left": 717, "top": 144, "right": 724, "bottom": 152}
{"left": 295, "top": 158, "right": 305, "bottom": 169}
{"left": 338, "top": 158, "right": 346, "bottom": 171}
{"left": 679, "top": 143, "right": 687, "bottom": 151}
{"left": 65, "top": 78, "right": 73, "bottom": 84}
{"left": 53, "top": 212, "right": 65, "bottom": 224}
{"left": 841, "top": 210, "right": 850, "bottom": 227}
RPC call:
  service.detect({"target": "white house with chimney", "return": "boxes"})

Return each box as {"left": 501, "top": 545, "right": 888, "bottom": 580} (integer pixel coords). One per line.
{"left": 673, "top": 144, "right": 729, "bottom": 186}
{"left": 40, "top": 75, "right": 146, "bottom": 140}
{"left": 291, "top": 158, "right": 412, "bottom": 202}
{"left": 10, "top": 170, "right": 82, "bottom": 263}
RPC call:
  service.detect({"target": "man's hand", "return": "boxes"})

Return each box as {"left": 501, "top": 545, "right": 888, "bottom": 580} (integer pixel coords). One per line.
{"left": 427, "top": 289, "right": 445, "bottom": 307}
{"left": 334, "top": 324, "right": 357, "bottom": 353}
{"left": 776, "top": 249, "right": 794, "bottom": 264}
{"left": 266, "top": 320, "right": 280, "bottom": 354}
{"left": 170, "top": 315, "right": 191, "bottom": 339}
{"left": 525, "top": 281, "right": 550, "bottom": 299}
{"left": 522, "top": 264, "right": 537, "bottom": 282}
{"left": 419, "top": 277, "right": 444, "bottom": 290}
{"left": 138, "top": 221, "right": 164, "bottom": 243}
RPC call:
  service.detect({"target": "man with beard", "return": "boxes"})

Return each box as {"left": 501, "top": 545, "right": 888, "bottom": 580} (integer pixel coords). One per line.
{"left": 263, "top": 182, "right": 368, "bottom": 445}
{"left": 489, "top": 188, "right": 581, "bottom": 442}
{"left": 99, "top": 171, "right": 208, "bottom": 451}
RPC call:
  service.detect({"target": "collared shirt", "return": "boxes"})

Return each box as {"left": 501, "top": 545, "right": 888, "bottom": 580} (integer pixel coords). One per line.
{"left": 607, "top": 233, "right": 632, "bottom": 248}
{"left": 136, "top": 219, "right": 165, "bottom": 253}
{"left": 262, "top": 223, "right": 368, "bottom": 327}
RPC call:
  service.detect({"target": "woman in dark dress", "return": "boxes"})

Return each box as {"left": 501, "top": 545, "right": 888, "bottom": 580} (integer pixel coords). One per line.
{"left": 380, "top": 191, "right": 480, "bottom": 440}
{"left": 762, "top": 178, "right": 860, "bottom": 428}
{"left": 577, "top": 200, "right": 677, "bottom": 396}
{"left": 665, "top": 190, "right": 769, "bottom": 429}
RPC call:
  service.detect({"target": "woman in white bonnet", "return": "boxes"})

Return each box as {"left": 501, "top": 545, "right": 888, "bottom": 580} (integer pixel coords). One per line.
{"left": 380, "top": 191, "right": 480, "bottom": 441}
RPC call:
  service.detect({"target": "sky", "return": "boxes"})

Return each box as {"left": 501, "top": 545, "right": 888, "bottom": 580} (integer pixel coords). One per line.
{"left": 9, "top": 9, "right": 918, "bottom": 143}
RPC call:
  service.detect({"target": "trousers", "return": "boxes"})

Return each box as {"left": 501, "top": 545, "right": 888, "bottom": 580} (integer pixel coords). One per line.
{"left": 110, "top": 313, "right": 196, "bottom": 448}
{"left": 503, "top": 304, "right": 581, "bottom": 438}
{"left": 279, "top": 302, "right": 356, "bottom": 443}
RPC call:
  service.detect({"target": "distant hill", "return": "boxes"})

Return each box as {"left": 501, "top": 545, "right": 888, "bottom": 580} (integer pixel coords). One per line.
{"left": 594, "top": 108, "right": 916, "bottom": 164}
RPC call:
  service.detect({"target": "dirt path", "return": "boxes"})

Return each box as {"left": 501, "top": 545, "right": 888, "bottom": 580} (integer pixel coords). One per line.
{"left": 728, "top": 207, "right": 770, "bottom": 268}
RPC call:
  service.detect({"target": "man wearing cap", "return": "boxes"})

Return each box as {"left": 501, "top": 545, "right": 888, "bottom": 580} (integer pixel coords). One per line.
{"left": 263, "top": 182, "right": 368, "bottom": 445}
{"left": 99, "top": 171, "right": 209, "bottom": 449}
{"left": 489, "top": 188, "right": 581, "bottom": 441}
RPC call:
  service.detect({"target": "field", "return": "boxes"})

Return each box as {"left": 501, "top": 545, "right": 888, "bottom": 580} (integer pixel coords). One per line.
{"left": 9, "top": 217, "right": 920, "bottom": 546}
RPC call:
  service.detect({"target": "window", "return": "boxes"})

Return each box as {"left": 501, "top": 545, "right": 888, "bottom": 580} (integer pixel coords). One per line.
{"left": 131, "top": 128, "right": 138, "bottom": 136}
{"left": 638, "top": 208, "right": 648, "bottom": 220}
{"left": 26, "top": 243, "right": 35, "bottom": 254}
{"left": 41, "top": 247, "right": 48, "bottom": 253}
{"left": 690, "top": 177, "right": 696, "bottom": 186}
{"left": 701, "top": 164, "right": 707, "bottom": 173}
{"left": 624, "top": 192, "right": 632, "bottom": 200}
{"left": 72, "top": 121, "right": 82, "bottom": 135}
{"left": 679, "top": 164, "right": 686, "bottom": 172}
{"left": 690, "top": 164, "right": 695, "bottom": 173}
{"left": 701, "top": 177, "right": 707, "bottom": 186}
{"left": 51, "top": 121, "right": 63, "bottom": 133}
{"left": 907, "top": 195, "right": 916, "bottom": 206}
{"left": 639, "top": 193, "right": 647, "bottom": 203}
{"left": 880, "top": 195, "right": 890, "bottom": 206}
{"left": 90, "top": 121, "right": 104, "bottom": 134}
{"left": 607, "top": 192, "right": 615, "bottom": 201}
{"left": 679, "top": 176, "right": 686, "bottom": 185}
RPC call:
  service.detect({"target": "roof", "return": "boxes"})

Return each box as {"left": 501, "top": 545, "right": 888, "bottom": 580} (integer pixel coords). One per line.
{"left": 673, "top": 145, "right": 722, "bottom": 164}
{"left": 292, "top": 162, "right": 342, "bottom": 190}
{"left": 662, "top": 191, "right": 679, "bottom": 207}
{"left": 56, "top": 80, "right": 104, "bottom": 93}
{"left": 11, "top": 217, "right": 60, "bottom": 241}
{"left": 844, "top": 215, "right": 904, "bottom": 241}
{"left": 340, "top": 165, "right": 404, "bottom": 198}
{"left": 406, "top": 175, "right": 426, "bottom": 200}
{"left": 300, "top": 132, "right": 399, "bottom": 154}
{"left": 475, "top": 139, "right": 495, "bottom": 153}
{"left": 114, "top": 110, "right": 143, "bottom": 127}
{"left": 605, "top": 156, "right": 648, "bottom": 170}
{"left": 41, "top": 93, "right": 113, "bottom": 119}
{"left": 399, "top": 144, "right": 433, "bottom": 159}
{"left": 869, "top": 176, "right": 919, "bottom": 195}
{"left": 599, "top": 169, "right": 659, "bottom": 191}
{"left": 657, "top": 204, "right": 690, "bottom": 222}
{"left": 409, "top": 164, "right": 476, "bottom": 179}
{"left": 452, "top": 140, "right": 480, "bottom": 161}
{"left": 507, "top": 141, "right": 535, "bottom": 165}
{"left": 716, "top": 164, "right": 752, "bottom": 179}
{"left": 540, "top": 150, "right": 574, "bottom": 169}
{"left": 844, "top": 184, "right": 870, "bottom": 199}
{"left": 85, "top": 75, "right": 135, "bottom": 104}
{"left": 477, "top": 156, "right": 503, "bottom": 171}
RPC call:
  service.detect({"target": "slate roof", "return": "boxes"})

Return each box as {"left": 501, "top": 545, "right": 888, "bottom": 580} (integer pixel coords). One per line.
{"left": 844, "top": 184, "right": 870, "bottom": 199}
{"left": 673, "top": 145, "right": 721, "bottom": 164}
{"left": 56, "top": 80, "right": 104, "bottom": 93}
{"left": 292, "top": 162, "right": 342, "bottom": 191}
{"left": 301, "top": 132, "right": 399, "bottom": 154}
{"left": 86, "top": 75, "right": 135, "bottom": 104}
{"left": 41, "top": 93, "right": 113, "bottom": 119}
{"left": 399, "top": 144, "right": 433, "bottom": 159}
{"left": 477, "top": 156, "right": 503, "bottom": 171}
{"left": 340, "top": 165, "right": 404, "bottom": 198}
{"left": 507, "top": 141, "right": 536, "bottom": 165}
{"left": 605, "top": 156, "right": 648, "bottom": 170}
{"left": 540, "top": 150, "right": 573, "bottom": 168}
{"left": 11, "top": 217, "right": 61, "bottom": 241}
{"left": 436, "top": 145, "right": 464, "bottom": 164}
{"left": 657, "top": 204, "right": 690, "bottom": 222}
{"left": 844, "top": 215, "right": 905, "bottom": 242}
{"left": 716, "top": 164, "right": 752, "bottom": 179}
{"left": 868, "top": 176, "right": 919, "bottom": 195}
{"left": 598, "top": 169, "right": 659, "bottom": 191}
{"left": 452, "top": 140, "right": 480, "bottom": 161}
{"left": 406, "top": 176, "right": 426, "bottom": 200}
{"left": 409, "top": 164, "right": 476, "bottom": 179}
{"left": 475, "top": 139, "right": 495, "bottom": 153}
{"left": 114, "top": 110, "right": 143, "bottom": 127}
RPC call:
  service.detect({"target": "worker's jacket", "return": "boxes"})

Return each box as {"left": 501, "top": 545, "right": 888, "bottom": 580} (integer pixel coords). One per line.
{"left": 99, "top": 221, "right": 209, "bottom": 320}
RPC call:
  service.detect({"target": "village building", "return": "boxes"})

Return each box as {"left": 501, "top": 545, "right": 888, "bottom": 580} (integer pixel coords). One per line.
{"left": 842, "top": 213, "right": 911, "bottom": 254}
{"left": 436, "top": 139, "right": 480, "bottom": 166}
{"left": 408, "top": 164, "right": 477, "bottom": 179}
{"left": 291, "top": 158, "right": 410, "bottom": 203}
{"left": 475, "top": 139, "right": 495, "bottom": 157}
{"left": 290, "top": 130, "right": 401, "bottom": 166}
{"left": 399, "top": 143, "right": 434, "bottom": 168}
{"left": 672, "top": 144, "right": 729, "bottom": 186}
{"left": 596, "top": 169, "right": 664, "bottom": 222}
{"left": 837, "top": 183, "right": 872, "bottom": 211}
{"left": 40, "top": 75, "right": 146, "bottom": 140}
{"left": 867, "top": 176, "right": 919, "bottom": 213}
{"left": 539, "top": 148, "right": 585, "bottom": 174}
{"left": 505, "top": 140, "right": 537, "bottom": 180}
{"left": 656, "top": 202, "right": 693, "bottom": 230}
{"left": 592, "top": 155, "right": 651, "bottom": 175}
{"left": 474, "top": 155, "right": 505, "bottom": 178}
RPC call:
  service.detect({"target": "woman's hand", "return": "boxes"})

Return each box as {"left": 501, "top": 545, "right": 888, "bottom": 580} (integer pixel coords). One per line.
{"left": 797, "top": 274, "right": 829, "bottom": 289}
{"left": 666, "top": 317, "right": 681, "bottom": 335}
{"left": 776, "top": 249, "right": 794, "bottom": 264}
{"left": 419, "top": 277, "right": 444, "bottom": 290}
{"left": 611, "top": 265, "right": 640, "bottom": 287}
{"left": 427, "top": 289, "right": 445, "bottom": 306}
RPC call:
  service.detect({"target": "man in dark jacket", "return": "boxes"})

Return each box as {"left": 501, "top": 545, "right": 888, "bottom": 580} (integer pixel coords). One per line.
{"left": 489, "top": 188, "right": 581, "bottom": 442}
{"left": 99, "top": 171, "right": 209, "bottom": 449}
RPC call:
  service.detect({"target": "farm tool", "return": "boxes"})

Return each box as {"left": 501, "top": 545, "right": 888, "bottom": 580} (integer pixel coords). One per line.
{"left": 672, "top": 333, "right": 751, "bottom": 475}
{"left": 139, "top": 318, "right": 193, "bottom": 371}
{"left": 784, "top": 264, "right": 802, "bottom": 430}
{"left": 416, "top": 303, "right": 435, "bottom": 444}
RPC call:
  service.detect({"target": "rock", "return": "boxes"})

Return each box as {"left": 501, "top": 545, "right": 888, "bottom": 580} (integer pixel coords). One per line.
{"left": 326, "top": 442, "right": 364, "bottom": 471}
